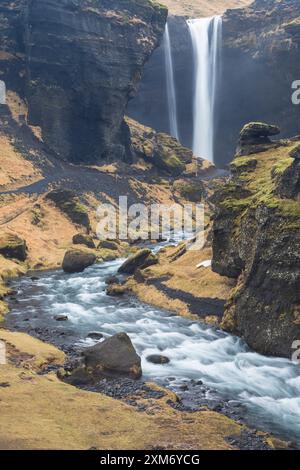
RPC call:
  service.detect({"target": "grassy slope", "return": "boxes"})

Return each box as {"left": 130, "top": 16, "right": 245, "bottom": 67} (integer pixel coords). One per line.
{"left": 160, "top": 0, "right": 253, "bottom": 17}
{"left": 0, "top": 329, "right": 255, "bottom": 450}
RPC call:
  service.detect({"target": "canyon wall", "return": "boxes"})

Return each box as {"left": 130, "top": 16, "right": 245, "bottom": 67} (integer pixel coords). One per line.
{"left": 212, "top": 124, "right": 300, "bottom": 357}
{"left": 128, "top": 0, "right": 300, "bottom": 167}
{"left": 0, "top": 0, "right": 167, "bottom": 163}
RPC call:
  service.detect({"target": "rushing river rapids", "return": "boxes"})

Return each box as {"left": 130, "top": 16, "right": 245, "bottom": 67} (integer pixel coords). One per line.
{"left": 5, "top": 239, "right": 300, "bottom": 448}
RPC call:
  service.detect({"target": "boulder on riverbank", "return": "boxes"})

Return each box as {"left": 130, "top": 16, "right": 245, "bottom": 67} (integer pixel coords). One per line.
{"left": 72, "top": 233, "right": 95, "bottom": 249}
{"left": 98, "top": 240, "right": 120, "bottom": 251}
{"left": 82, "top": 333, "right": 141, "bottom": 378}
{"left": 0, "top": 233, "right": 27, "bottom": 262}
{"left": 118, "top": 249, "right": 158, "bottom": 274}
{"left": 62, "top": 249, "right": 96, "bottom": 273}
{"left": 65, "top": 333, "right": 142, "bottom": 383}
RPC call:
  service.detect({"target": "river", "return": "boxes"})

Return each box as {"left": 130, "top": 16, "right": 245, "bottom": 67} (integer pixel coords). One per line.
{"left": 5, "top": 241, "right": 300, "bottom": 448}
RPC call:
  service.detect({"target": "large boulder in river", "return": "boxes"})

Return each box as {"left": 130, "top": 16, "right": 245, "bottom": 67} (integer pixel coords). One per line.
{"left": 118, "top": 248, "right": 158, "bottom": 274}
{"left": 0, "top": 233, "right": 27, "bottom": 261}
{"left": 62, "top": 249, "right": 96, "bottom": 273}
{"left": 82, "top": 333, "right": 142, "bottom": 379}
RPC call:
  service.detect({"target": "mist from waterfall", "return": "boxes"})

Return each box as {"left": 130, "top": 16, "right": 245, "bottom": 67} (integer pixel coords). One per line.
{"left": 163, "top": 23, "right": 179, "bottom": 140}
{"left": 187, "top": 16, "right": 222, "bottom": 163}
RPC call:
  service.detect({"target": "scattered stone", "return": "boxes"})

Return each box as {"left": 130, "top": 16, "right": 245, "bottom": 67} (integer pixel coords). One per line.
{"left": 146, "top": 355, "right": 170, "bottom": 365}
{"left": 31, "top": 276, "right": 39, "bottom": 281}
{"left": 97, "top": 240, "right": 119, "bottom": 251}
{"left": 62, "top": 249, "right": 96, "bottom": 273}
{"left": 105, "top": 276, "right": 120, "bottom": 285}
{"left": 0, "top": 233, "right": 27, "bottom": 261}
{"left": 0, "top": 382, "right": 10, "bottom": 388}
{"left": 289, "top": 144, "right": 300, "bottom": 159}
{"left": 179, "top": 384, "right": 188, "bottom": 391}
{"left": 72, "top": 233, "right": 95, "bottom": 249}
{"left": 81, "top": 332, "right": 142, "bottom": 379}
{"left": 118, "top": 249, "right": 158, "bottom": 274}
{"left": 106, "top": 284, "right": 129, "bottom": 297}
{"left": 54, "top": 315, "right": 68, "bottom": 322}
{"left": 99, "top": 251, "right": 119, "bottom": 262}
{"left": 87, "top": 332, "right": 104, "bottom": 340}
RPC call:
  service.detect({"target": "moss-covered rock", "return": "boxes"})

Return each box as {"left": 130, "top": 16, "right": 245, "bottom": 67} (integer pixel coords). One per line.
{"left": 127, "top": 117, "right": 214, "bottom": 177}
{"left": 118, "top": 248, "right": 158, "bottom": 274}
{"left": 237, "top": 122, "right": 282, "bottom": 157}
{"left": 62, "top": 249, "right": 96, "bottom": 273}
{"left": 72, "top": 234, "right": 95, "bottom": 249}
{"left": 173, "top": 179, "right": 205, "bottom": 202}
{"left": 46, "top": 190, "right": 90, "bottom": 230}
{"left": 97, "top": 240, "right": 119, "bottom": 251}
{"left": 240, "top": 122, "right": 280, "bottom": 141}
{"left": 0, "top": 233, "right": 27, "bottom": 262}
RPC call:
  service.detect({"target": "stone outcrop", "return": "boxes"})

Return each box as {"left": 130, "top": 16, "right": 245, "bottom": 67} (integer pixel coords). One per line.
{"left": 72, "top": 234, "right": 95, "bottom": 249}
{"left": 0, "top": 234, "right": 27, "bottom": 262}
{"left": 0, "top": 0, "right": 167, "bottom": 163}
{"left": 62, "top": 249, "right": 96, "bottom": 273}
{"left": 118, "top": 248, "right": 158, "bottom": 275}
{"left": 127, "top": 117, "right": 199, "bottom": 176}
{"left": 211, "top": 123, "right": 300, "bottom": 357}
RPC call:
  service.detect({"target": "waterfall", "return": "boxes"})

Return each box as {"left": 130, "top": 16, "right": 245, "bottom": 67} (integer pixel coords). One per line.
{"left": 163, "top": 23, "right": 179, "bottom": 140}
{"left": 187, "top": 16, "right": 222, "bottom": 163}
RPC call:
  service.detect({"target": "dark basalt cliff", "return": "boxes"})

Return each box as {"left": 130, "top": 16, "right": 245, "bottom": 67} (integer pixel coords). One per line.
{"left": 0, "top": 0, "right": 167, "bottom": 163}
{"left": 128, "top": 0, "right": 300, "bottom": 167}
{"left": 211, "top": 123, "right": 300, "bottom": 358}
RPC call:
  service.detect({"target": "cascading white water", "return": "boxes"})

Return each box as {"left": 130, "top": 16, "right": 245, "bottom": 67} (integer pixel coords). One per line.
{"left": 163, "top": 23, "right": 179, "bottom": 140}
{"left": 187, "top": 16, "right": 222, "bottom": 163}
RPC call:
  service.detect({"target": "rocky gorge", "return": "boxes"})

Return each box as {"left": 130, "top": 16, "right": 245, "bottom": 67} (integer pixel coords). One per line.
{"left": 129, "top": 0, "right": 300, "bottom": 166}
{"left": 0, "top": 0, "right": 299, "bottom": 453}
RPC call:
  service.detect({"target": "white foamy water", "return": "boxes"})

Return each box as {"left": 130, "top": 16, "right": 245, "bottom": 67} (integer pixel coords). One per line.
{"left": 163, "top": 22, "right": 179, "bottom": 140}
{"left": 187, "top": 16, "right": 222, "bottom": 163}
{"left": 8, "top": 252, "right": 300, "bottom": 446}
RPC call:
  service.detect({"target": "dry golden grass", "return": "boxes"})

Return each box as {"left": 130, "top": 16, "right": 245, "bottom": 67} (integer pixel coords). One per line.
{"left": 0, "top": 136, "right": 42, "bottom": 190}
{"left": 127, "top": 242, "right": 235, "bottom": 322}
{"left": 0, "top": 330, "right": 254, "bottom": 450}
{"left": 160, "top": 0, "right": 253, "bottom": 17}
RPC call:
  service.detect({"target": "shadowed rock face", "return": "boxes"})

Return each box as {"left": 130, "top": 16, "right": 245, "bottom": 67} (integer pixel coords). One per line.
{"left": 0, "top": 0, "right": 167, "bottom": 163}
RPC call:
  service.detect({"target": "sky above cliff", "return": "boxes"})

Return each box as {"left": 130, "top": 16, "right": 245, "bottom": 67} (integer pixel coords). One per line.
{"left": 160, "top": 0, "right": 252, "bottom": 17}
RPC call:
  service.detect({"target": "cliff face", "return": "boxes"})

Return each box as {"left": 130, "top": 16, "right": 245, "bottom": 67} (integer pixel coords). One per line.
{"left": 128, "top": 0, "right": 300, "bottom": 167}
{"left": 216, "top": 0, "right": 300, "bottom": 165}
{"left": 212, "top": 123, "right": 300, "bottom": 358}
{"left": 0, "top": 0, "right": 167, "bottom": 163}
